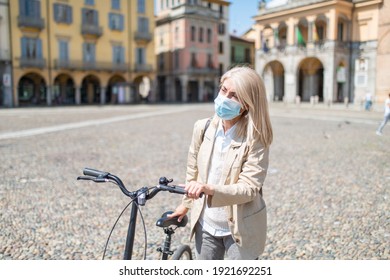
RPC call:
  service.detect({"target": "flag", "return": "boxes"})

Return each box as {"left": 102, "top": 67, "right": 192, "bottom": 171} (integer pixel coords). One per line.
{"left": 313, "top": 24, "right": 319, "bottom": 42}
{"left": 274, "top": 28, "right": 280, "bottom": 47}
{"left": 296, "top": 26, "right": 306, "bottom": 46}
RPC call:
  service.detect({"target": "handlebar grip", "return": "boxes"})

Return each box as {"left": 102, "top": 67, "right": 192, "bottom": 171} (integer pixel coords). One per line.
{"left": 83, "top": 167, "right": 108, "bottom": 178}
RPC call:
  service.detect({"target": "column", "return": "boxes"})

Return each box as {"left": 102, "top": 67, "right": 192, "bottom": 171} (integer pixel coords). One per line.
{"left": 100, "top": 86, "right": 106, "bottom": 105}
{"left": 75, "top": 86, "right": 81, "bottom": 105}
{"left": 46, "top": 85, "right": 52, "bottom": 106}
{"left": 181, "top": 76, "right": 188, "bottom": 102}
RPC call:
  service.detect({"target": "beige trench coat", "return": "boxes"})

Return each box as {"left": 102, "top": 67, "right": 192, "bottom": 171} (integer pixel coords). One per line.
{"left": 182, "top": 116, "right": 269, "bottom": 259}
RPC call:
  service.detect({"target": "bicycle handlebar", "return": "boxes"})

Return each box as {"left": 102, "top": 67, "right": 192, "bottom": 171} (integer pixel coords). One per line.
{"left": 77, "top": 167, "right": 188, "bottom": 204}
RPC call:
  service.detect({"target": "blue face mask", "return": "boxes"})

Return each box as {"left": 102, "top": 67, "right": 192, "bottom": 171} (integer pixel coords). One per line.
{"left": 214, "top": 94, "right": 242, "bottom": 120}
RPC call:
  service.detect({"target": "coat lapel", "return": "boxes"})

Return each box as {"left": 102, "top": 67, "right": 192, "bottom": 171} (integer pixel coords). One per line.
{"left": 198, "top": 117, "right": 218, "bottom": 183}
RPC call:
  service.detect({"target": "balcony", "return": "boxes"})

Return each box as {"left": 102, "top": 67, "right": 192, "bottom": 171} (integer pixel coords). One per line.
{"left": 81, "top": 24, "right": 103, "bottom": 37}
{"left": 134, "top": 63, "right": 153, "bottom": 72}
{"left": 54, "top": 60, "right": 128, "bottom": 72}
{"left": 187, "top": 67, "right": 219, "bottom": 75}
{"left": 19, "top": 57, "right": 46, "bottom": 69}
{"left": 134, "top": 31, "right": 152, "bottom": 42}
{"left": 18, "top": 15, "right": 45, "bottom": 30}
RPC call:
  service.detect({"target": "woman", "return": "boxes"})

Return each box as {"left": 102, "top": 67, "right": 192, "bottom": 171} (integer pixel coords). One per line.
{"left": 169, "top": 66, "right": 273, "bottom": 260}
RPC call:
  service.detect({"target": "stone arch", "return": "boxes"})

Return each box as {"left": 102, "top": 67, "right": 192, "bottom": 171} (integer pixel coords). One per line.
{"left": 53, "top": 73, "right": 75, "bottom": 105}
{"left": 263, "top": 60, "right": 285, "bottom": 102}
{"left": 17, "top": 72, "right": 46, "bottom": 106}
{"left": 81, "top": 74, "right": 101, "bottom": 104}
{"left": 297, "top": 57, "right": 324, "bottom": 102}
{"left": 107, "top": 74, "right": 126, "bottom": 104}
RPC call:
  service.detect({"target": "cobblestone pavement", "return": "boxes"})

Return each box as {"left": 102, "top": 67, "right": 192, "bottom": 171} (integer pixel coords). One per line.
{"left": 0, "top": 103, "right": 389, "bottom": 260}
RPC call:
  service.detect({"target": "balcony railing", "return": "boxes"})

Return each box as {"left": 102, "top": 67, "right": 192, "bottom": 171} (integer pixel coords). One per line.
{"left": 187, "top": 67, "right": 219, "bottom": 75}
{"left": 134, "top": 63, "right": 153, "bottom": 72}
{"left": 54, "top": 60, "right": 128, "bottom": 72}
{"left": 81, "top": 24, "right": 103, "bottom": 37}
{"left": 18, "top": 15, "right": 45, "bottom": 30}
{"left": 134, "top": 31, "right": 152, "bottom": 42}
{"left": 19, "top": 57, "right": 46, "bottom": 68}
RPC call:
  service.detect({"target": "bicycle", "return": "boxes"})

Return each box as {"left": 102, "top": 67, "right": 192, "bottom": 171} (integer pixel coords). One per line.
{"left": 77, "top": 167, "right": 193, "bottom": 260}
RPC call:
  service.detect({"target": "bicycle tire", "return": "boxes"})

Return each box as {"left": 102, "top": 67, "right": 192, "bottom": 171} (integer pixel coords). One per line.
{"left": 171, "top": 245, "right": 193, "bottom": 260}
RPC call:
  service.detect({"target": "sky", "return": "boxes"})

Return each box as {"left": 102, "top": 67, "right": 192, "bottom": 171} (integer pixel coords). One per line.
{"left": 228, "top": 0, "right": 259, "bottom": 36}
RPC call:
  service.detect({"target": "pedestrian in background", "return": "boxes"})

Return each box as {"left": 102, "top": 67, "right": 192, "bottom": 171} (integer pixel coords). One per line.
{"left": 168, "top": 66, "right": 273, "bottom": 260}
{"left": 376, "top": 93, "right": 390, "bottom": 136}
{"left": 364, "top": 92, "right": 372, "bottom": 111}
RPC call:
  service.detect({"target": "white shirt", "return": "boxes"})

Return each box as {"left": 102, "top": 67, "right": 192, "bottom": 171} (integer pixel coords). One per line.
{"left": 200, "top": 122, "right": 237, "bottom": 236}
{"left": 384, "top": 98, "right": 390, "bottom": 116}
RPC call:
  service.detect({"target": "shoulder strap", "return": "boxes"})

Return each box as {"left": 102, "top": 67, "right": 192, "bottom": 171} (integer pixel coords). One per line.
{"left": 202, "top": 117, "right": 212, "bottom": 142}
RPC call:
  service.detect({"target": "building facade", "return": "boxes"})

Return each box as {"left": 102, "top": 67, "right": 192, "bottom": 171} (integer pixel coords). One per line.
{"left": 245, "top": 0, "right": 386, "bottom": 105}
{"left": 8, "top": 0, "right": 156, "bottom": 107}
{"left": 0, "top": 0, "right": 12, "bottom": 107}
{"left": 230, "top": 34, "right": 255, "bottom": 68}
{"left": 155, "top": 0, "right": 230, "bottom": 102}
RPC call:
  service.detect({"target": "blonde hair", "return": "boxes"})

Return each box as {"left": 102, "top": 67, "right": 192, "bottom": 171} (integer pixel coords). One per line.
{"left": 220, "top": 66, "right": 273, "bottom": 147}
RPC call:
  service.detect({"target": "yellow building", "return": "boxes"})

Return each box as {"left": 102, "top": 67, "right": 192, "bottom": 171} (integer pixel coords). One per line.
{"left": 9, "top": 0, "right": 156, "bottom": 106}
{"left": 245, "top": 0, "right": 388, "bottom": 106}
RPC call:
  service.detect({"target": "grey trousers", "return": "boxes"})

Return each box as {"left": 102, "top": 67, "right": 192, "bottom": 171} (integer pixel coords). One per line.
{"left": 194, "top": 222, "right": 245, "bottom": 260}
{"left": 377, "top": 113, "right": 390, "bottom": 133}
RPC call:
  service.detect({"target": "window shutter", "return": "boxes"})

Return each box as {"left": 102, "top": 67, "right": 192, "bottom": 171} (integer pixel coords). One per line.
{"left": 119, "top": 14, "right": 124, "bottom": 31}
{"left": 37, "top": 39, "right": 42, "bottom": 58}
{"left": 21, "top": 37, "right": 27, "bottom": 57}
{"left": 67, "top": 6, "right": 73, "bottom": 24}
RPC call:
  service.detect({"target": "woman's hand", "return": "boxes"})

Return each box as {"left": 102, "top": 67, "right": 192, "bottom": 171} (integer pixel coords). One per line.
{"left": 185, "top": 181, "right": 214, "bottom": 199}
{"left": 167, "top": 204, "right": 189, "bottom": 222}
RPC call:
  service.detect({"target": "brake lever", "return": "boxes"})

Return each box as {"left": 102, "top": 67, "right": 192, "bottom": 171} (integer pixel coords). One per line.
{"left": 77, "top": 176, "right": 108, "bottom": 183}
{"left": 77, "top": 176, "right": 94, "bottom": 181}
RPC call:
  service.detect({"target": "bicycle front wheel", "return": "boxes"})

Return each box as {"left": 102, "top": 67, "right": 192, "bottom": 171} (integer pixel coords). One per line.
{"left": 172, "top": 245, "right": 193, "bottom": 260}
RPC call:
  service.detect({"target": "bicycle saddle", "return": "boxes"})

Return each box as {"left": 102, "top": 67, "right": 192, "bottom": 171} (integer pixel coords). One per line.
{"left": 156, "top": 211, "right": 188, "bottom": 228}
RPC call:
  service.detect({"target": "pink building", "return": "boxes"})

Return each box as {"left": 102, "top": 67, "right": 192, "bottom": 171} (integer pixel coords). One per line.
{"left": 155, "top": 0, "right": 230, "bottom": 102}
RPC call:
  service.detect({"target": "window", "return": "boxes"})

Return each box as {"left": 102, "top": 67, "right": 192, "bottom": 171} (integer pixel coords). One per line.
{"left": 138, "top": 17, "right": 149, "bottom": 33}
{"left": 19, "top": 0, "right": 41, "bottom": 17}
{"left": 158, "top": 53, "right": 164, "bottom": 70}
{"left": 245, "top": 48, "right": 251, "bottom": 63}
{"left": 191, "top": 26, "right": 196, "bottom": 41}
{"left": 83, "top": 42, "right": 96, "bottom": 62}
{"left": 85, "top": 0, "right": 94, "bottom": 5}
{"left": 136, "top": 47, "right": 145, "bottom": 64}
{"left": 54, "top": 4, "right": 72, "bottom": 24}
{"left": 337, "top": 22, "right": 344, "bottom": 41}
{"left": 174, "top": 50, "right": 179, "bottom": 68}
{"left": 109, "top": 13, "right": 124, "bottom": 30}
{"left": 82, "top": 8, "right": 99, "bottom": 25}
{"left": 199, "top": 27, "right": 203, "bottom": 42}
{"left": 175, "top": 26, "right": 179, "bottom": 41}
{"left": 231, "top": 46, "right": 235, "bottom": 61}
{"left": 138, "top": 0, "right": 145, "bottom": 13}
{"left": 112, "top": 45, "right": 124, "bottom": 63}
{"left": 58, "top": 40, "right": 69, "bottom": 61}
{"left": 111, "top": 0, "right": 120, "bottom": 10}
{"left": 218, "top": 23, "right": 225, "bottom": 35}
{"left": 207, "top": 28, "right": 211, "bottom": 43}
{"left": 219, "top": 5, "right": 223, "bottom": 17}
{"left": 219, "top": 41, "right": 223, "bottom": 54}
{"left": 21, "top": 37, "right": 42, "bottom": 58}
{"left": 207, "top": 54, "right": 213, "bottom": 68}
{"left": 191, "top": 53, "right": 197, "bottom": 67}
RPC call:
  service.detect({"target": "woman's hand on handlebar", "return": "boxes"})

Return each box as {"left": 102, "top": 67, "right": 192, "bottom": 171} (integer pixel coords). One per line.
{"left": 167, "top": 204, "right": 189, "bottom": 222}
{"left": 185, "top": 181, "right": 214, "bottom": 199}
